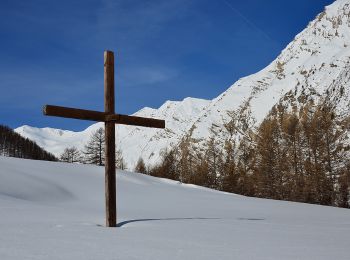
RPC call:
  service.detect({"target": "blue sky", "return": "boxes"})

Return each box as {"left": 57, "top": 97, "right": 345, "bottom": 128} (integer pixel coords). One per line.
{"left": 0, "top": 0, "right": 333, "bottom": 131}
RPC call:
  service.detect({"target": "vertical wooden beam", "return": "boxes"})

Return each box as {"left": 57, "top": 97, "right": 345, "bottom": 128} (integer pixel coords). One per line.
{"left": 104, "top": 50, "right": 116, "bottom": 227}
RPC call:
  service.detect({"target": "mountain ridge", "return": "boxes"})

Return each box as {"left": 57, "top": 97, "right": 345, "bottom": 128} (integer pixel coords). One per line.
{"left": 16, "top": 97, "right": 211, "bottom": 167}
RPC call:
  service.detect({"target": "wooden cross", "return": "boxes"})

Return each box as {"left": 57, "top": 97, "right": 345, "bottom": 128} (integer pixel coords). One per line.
{"left": 43, "top": 50, "right": 165, "bottom": 227}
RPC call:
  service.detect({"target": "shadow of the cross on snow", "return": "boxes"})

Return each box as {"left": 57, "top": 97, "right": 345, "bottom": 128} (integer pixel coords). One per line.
{"left": 116, "top": 217, "right": 221, "bottom": 227}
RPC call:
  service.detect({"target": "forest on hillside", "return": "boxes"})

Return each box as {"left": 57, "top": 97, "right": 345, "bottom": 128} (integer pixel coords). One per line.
{"left": 145, "top": 98, "right": 350, "bottom": 208}
{"left": 0, "top": 125, "right": 57, "bottom": 161}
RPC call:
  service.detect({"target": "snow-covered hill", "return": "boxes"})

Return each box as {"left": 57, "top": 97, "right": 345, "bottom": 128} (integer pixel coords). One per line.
{"left": 16, "top": 97, "right": 210, "bottom": 167}
{"left": 0, "top": 156, "right": 349, "bottom": 259}
{"left": 16, "top": 0, "right": 350, "bottom": 167}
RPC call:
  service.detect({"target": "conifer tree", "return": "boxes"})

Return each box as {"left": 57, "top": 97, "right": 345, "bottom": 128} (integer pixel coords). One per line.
{"left": 83, "top": 127, "right": 105, "bottom": 166}
{"left": 159, "top": 148, "right": 179, "bottom": 180}
{"left": 280, "top": 112, "right": 304, "bottom": 201}
{"left": 221, "top": 139, "right": 238, "bottom": 193}
{"left": 134, "top": 157, "right": 147, "bottom": 174}
{"left": 204, "top": 128, "right": 222, "bottom": 189}
{"left": 178, "top": 136, "right": 196, "bottom": 183}
{"left": 337, "top": 167, "right": 349, "bottom": 208}
{"left": 60, "top": 146, "right": 81, "bottom": 163}
{"left": 255, "top": 111, "right": 281, "bottom": 199}
{"left": 116, "top": 149, "right": 127, "bottom": 170}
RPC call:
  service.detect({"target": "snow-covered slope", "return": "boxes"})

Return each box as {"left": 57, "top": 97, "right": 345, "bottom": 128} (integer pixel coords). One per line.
{"left": 189, "top": 0, "right": 350, "bottom": 143}
{"left": 16, "top": 97, "right": 210, "bottom": 167}
{"left": 16, "top": 0, "right": 350, "bottom": 167}
{"left": 0, "top": 156, "right": 349, "bottom": 259}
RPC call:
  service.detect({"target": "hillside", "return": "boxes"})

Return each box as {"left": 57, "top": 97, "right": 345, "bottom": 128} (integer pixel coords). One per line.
{"left": 0, "top": 125, "right": 57, "bottom": 161}
{"left": 0, "top": 156, "right": 349, "bottom": 259}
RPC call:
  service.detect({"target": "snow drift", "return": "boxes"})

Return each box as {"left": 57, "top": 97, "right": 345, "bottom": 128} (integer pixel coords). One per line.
{"left": 0, "top": 156, "right": 349, "bottom": 259}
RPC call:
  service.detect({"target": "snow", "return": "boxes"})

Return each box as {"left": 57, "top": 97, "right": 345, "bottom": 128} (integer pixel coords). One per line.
{"left": 15, "top": 97, "right": 210, "bottom": 168}
{"left": 0, "top": 156, "right": 349, "bottom": 259}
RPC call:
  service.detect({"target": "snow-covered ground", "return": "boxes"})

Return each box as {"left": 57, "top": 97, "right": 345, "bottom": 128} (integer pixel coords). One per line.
{"left": 0, "top": 156, "right": 349, "bottom": 259}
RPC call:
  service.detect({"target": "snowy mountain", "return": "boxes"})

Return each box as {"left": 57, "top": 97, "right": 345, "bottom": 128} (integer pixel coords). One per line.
{"left": 188, "top": 0, "right": 350, "bottom": 144}
{"left": 16, "top": 97, "right": 210, "bottom": 168}
{"left": 1, "top": 155, "right": 349, "bottom": 259}
{"left": 16, "top": 0, "right": 350, "bottom": 168}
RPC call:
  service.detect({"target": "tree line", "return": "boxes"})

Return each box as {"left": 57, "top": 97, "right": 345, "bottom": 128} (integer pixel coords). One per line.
{"left": 143, "top": 99, "right": 350, "bottom": 208}
{"left": 0, "top": 125, "right": 57, "bottom": 161}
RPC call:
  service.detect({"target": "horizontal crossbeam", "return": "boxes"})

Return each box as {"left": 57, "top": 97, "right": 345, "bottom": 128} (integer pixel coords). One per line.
{"left": 43, "top": 105, "right": 105, "bottom": 121}
{"left": 43, "top": 105, "right": 165, "bottom": 129}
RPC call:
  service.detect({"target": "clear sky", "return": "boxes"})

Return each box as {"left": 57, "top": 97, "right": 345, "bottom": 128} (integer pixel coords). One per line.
{"left": 0, "top": 0, "right": 334, "bottom": 131}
